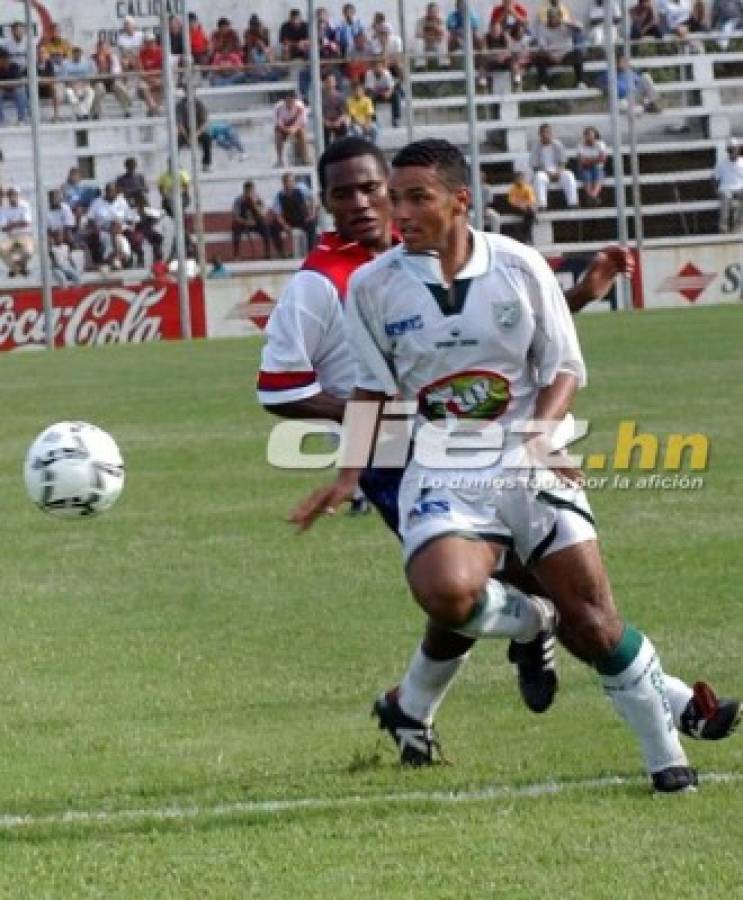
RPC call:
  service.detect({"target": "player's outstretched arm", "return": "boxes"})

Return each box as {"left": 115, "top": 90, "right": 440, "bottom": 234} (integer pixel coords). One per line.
{"left": 565, "top": 246, "right": 634, "bottom": 313}
{"left": 289, "top": 470, "right": 362, "bottom": 532}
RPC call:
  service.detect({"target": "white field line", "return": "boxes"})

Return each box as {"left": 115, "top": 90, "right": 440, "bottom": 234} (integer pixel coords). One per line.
{"left": 0, "top": 772, "right": 740, "bottom": 831}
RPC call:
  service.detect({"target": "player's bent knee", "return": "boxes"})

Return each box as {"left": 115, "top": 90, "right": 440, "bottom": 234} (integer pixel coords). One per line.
{"left": 407, "top": 562, "right": 485, "bottom": 630}
{"left": 560, "top": 600, "right": 624, "bottom": 661}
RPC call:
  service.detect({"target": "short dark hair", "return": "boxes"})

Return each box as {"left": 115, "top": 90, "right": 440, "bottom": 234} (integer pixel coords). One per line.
{"left": 391, "top": 139, "right": 470, "bottom": 190}
{"left": 317, "top": 136, "right": 388, "bottom": 193}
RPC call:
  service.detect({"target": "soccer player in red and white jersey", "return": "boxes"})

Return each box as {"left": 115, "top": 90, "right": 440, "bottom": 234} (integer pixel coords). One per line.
{"left": 291, "top": 139, "right": 740, "bottom": 791}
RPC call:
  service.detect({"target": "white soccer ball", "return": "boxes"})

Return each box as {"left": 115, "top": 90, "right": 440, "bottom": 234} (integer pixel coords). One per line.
{"left": 23, "top": 422, "right": 125, "bottom": 519}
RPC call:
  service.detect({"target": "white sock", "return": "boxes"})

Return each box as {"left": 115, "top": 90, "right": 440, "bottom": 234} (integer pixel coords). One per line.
{"left": 601, "top": 631, "right": 688, "bottom": 774}
{"left": 664, "top": 675, "right": 694, "bottom": 728}
{"left": 397, "top": 646, "right": 470, "bottom": 725}
{"left": 455, "top": 579, "right": 551, "bottom": 642}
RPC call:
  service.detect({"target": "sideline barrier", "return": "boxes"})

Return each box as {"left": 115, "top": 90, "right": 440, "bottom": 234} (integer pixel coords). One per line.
{"left": 0, "top": 278, "right": 206, "bottom": 351}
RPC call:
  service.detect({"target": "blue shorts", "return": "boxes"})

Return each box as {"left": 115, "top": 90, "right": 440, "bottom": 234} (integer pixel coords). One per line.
{"left": 359, "top": 467, "right": 405, "bottom": 537}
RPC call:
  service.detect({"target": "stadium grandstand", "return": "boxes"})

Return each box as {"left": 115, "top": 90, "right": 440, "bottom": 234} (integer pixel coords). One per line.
{"left": 0, "top": 0, "right": 740, "bottom": 322}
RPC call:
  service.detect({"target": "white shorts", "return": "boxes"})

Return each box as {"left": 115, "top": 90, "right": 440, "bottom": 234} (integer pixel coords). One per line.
{"left": 398, "top": 463, "right": 597, "bottom": 566}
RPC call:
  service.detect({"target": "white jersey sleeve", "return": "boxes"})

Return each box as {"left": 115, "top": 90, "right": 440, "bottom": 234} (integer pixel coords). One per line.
{"left": 523, "top": 247, "right": 587, "bottom": 388}
{"left": 345, "top": 265, "right": 398, "bottom": 397}
{"left": 257, "top": 270, "right": 347, "bottom": 406}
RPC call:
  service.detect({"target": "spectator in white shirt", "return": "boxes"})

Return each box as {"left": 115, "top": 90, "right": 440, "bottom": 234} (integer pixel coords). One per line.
{"left": 529, "top": 122, "right": 579, "bottom": 208}
{"left": 117, "top": 16, "right": 143, "bottom": 70}
{"left": 46, "top": 188, "right": 77, "bottom": 244}
{"left": 576, "top": 126, "right": 608, "bottom": 206}
{"left": 713, "top": 139, "right": 743, "bottom": 232}
{"left": 59, "top": 46, "right": 99, "bottom": 121}
{"left": 1, "top": 22, "right": 28, "bottom": 74}
{"left": 274, "top": 91, "right": 309, "bottom": 167}
{"left": 86, "top": 182, "right": 138, "bottom": 269}
{"left": 369, "top": 14, "right": 404, "bottom": 76}
{"left": 365, "top": 60, "right": 402, "bottom": 127}
{"left": 0, "top": 187, "right": 34, "bottom": 277}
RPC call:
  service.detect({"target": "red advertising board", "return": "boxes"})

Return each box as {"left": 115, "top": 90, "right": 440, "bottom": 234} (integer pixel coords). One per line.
{"left": 0, "top": 279, "right": 206, "bottom": 351}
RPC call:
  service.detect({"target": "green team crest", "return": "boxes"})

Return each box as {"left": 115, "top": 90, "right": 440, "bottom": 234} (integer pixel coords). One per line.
{"left": 419, "top": 370, "right": 511, "bottom": 420}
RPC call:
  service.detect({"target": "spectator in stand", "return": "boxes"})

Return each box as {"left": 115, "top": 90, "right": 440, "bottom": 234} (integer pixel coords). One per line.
{"left": 629, "top": 0, "right": 665, "bottom": 36}
{"left": 365, "top": 60, "right": 402, "bottom": 128}
{"left": 47, "top": 189, "right": 81, "bottom": 282}
{"left": 46, "top": 188, "right": 77, "bottom": 246}
{"left": 416, "top": 2, "right": 448, "bottom": 61}
{"left": 157, "top": 164, "right": 191, "bottom": 217}
{"left": 49, "top": 230, "right": 81, "bottom": 284}
{"left": 269, "top": 172, "right": 317, "bottom": 255}
{"left": 117, "top": 16, "right": 143, "bottom": 70}
{"left": 244, "top": 13, "right": 278, "bottom": 79}
{"left": 91, "top": 36, "right": 132, "bottom": 118}
{"left": 138, "top": 31, "right": 163, "bottom": 116}
{"left": 207, "top": 120, "right": 247, "bottom": 160}
{"left": 232, "top": 180, "right": 276, "bottom": 259}
{"left": 115, "top": 157, "right": 147, "bottom": 205}
{"left": 344, "top": 31, "right": 373, "bottom": 85}
{"left": 322, "top": 71, "right": 350, "bottom": 144}
{"left": 369, "top": 14, "right": 404, "bottom": 76}
{"left": 506, "top": 170, "right": 538, "bottom": 243}
{"left": 0, "top": 48, "right": 28, "bottom": 124}
{"left": 188, "top": 13, "right": 211, "bottom": 66}
{"left": 529, "top": 122, "right": 579, "bottom": 208}
{"left": 1, "top": 22, "right": 28, "bottom": 75}
{"left": 129, "top": 191, "right": 164, "bottom": 266}
{"left": 658, "top": 0, "right": 693, "bottom": 36}
{"left": 586, "top": 0, "right": 622, "bottom": 48}
{"left": 711, "top": 0, "right": 743, "bottom": 49}
{"left": 598, "top": 54, "right": 663, "bottom": 113}
{"left": 211, "top": 17, "right": 241, "bottom": 57}
{"left": 447, "top": 0, "right": 485, "bottom": 52}
{"left": 210, "top": 44, "right": 245, "bottom": 86}
{"left": 244, "top": 13, "right": 271, "bottom": 60}
{"left": 535, "top": 7, "right": 586, "bottom": 89}
{"left": 688, "top": 0, "right": 708, "bottom": 30}
{"left": 0, "top": 187, "right": 34, "bottom": 276}
{"left": 176, "top": 90, "right": 212, "bottom": 172}
{"left": 346, "top": 81, "right": 378, "bottom": 143}
{"left": 36, "top": 45, "right": 60, "bottom": 122}
{"left": 86, "top": 182, "right": 137, "bottom": 270}
{"left": 168, "top": 16, "right": 185, "bottom": 62}
{"left": 316, "top": 7, "right": 341, "bottom": 58}
{"left": 41, "top": 22, "right": 73, "bottom": 63}
{"left": 59, "top": 46, "right": 99, "bottom": 122}
{"left": 481, "top": 19, "right": 534, "bottom": 90}
{"left": 337, "top": 4, "right": 366, "bottom": 57}
{"left": 61, "top": 166, "right": 99, "bottom": 218}
{"left": 577, "top": 126, "right": 607, "bottom": 206}
{"left": 274, "top": 90, "right": 309, "bottom": 167}
{"left": 713, "top": 138, "right": 743, "bottom": 232}
{"left": 279, "top": 8, "right": 310, "bottom": 61}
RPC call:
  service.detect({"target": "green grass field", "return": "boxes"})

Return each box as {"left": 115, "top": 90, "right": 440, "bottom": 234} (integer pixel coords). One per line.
{"left": 0, "top": 305, "right": 741, "bottom": 899}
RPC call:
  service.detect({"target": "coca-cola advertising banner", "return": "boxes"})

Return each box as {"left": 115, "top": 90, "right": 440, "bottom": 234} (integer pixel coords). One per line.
{"left": 0, "top": 280, "right": 206, "bottom": 351}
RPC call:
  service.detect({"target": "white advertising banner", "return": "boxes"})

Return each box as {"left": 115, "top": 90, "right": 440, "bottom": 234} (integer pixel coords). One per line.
{"left": 204, "top": 272, "right": 294, "bottom": 338}
{"left": 641, "top": 243, "right": 743, "bottom": 310}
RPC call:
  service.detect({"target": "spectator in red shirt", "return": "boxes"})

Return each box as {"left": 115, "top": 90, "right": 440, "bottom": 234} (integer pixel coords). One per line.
{"left": 138, "top": 31, "right": 163, "bottom": 116}
{"left": 211, "top": 17, "right": 241, "bottom": 57}
{"left": 188, "top": 13, "right": 211, "bottom": 65}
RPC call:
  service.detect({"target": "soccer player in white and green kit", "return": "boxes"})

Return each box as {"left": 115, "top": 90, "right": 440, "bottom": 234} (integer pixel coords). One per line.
{"left": 292, "top": 139, "right": 739, "bottom": 792}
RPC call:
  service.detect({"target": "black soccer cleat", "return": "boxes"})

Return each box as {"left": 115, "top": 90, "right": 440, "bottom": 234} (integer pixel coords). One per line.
{"left": 651, "top": 765, "right": 699, "bottom": 794}
{"left": 507, "top": 603, "right": 558, "bottom": 714}
{"left": 372, "top": 688, "right": 442, "bottom": 766}
{"left": 680, "top": 681, "right": 742, "bottom": 741}
{"left": 348, "top": 495, "right": 371, "bottom": 516}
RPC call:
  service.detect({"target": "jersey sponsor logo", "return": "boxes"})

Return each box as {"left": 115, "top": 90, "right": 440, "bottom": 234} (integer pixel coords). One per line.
{"left": 418, "top": 370, "right": 511, "bottom": 421}
{"left": 384, "top": 314, "right": 424, "bottom": 337}
{"left": 408, "top": 498, "right": 451, "bottom": 521}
